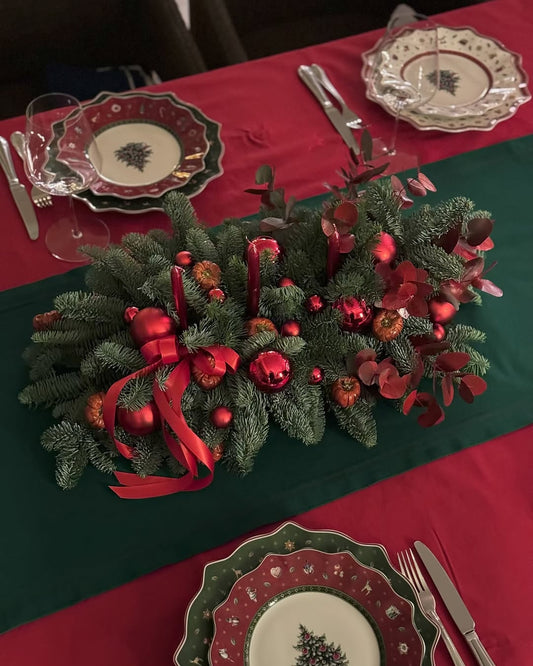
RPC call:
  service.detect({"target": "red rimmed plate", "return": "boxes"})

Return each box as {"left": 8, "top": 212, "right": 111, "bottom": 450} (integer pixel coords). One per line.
{"left": 210, "top": 548, "right": 424, "bottom": 666}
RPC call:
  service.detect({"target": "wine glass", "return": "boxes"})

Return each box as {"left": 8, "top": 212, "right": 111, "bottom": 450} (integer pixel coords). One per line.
{"left": 24, "top": 93, "right": 109, "bottom": 262}
{"left": 369, "top": 13, "right": 439, "bottom": 173}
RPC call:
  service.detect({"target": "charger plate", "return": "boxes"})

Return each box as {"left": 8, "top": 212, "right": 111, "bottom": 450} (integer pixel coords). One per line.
{"left": 362, "top": 25, "right": 531, "bottom": 132}
{"left": 51, "top": 91, "right": 224, "bottom": 213}
{"left": 210, "top": 548, "right": 424, "bottom": 666}
{"left": 173, "top": 522, "right": 439, "bottom": 666}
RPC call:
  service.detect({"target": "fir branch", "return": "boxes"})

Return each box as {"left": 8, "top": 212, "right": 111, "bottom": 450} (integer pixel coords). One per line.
{"left": 223, "top": 256, "right": 248, "bottom": 305}
{"left": 19, "top": 372, "right": 86, "bottom": 408}
{"left": 332, "top": 400, "right": 377, "bottom": 447}
{"left": 406, "top": 243, "right": 464, "bottom": 283}
{"left": 402, "top": 316, "right": 433, "bottom": 336}
{"left": 185, "top": 227, "right": 220, "bottom": 264}
{"left": 446, "top": 324, "right": 487, "bottom": 346}
{"left": 216, "top": 225, "right": 247, "bottom": 268}
{"left": 460, "top": 345, "right": 490, "bottom": 376}
{"left": 54, "top": 291, "right": 127, "bottom": 324}
{"left": 259, "top": 285, "right": 306, "bottom": 321}
{"left": 130, "top": 434, "right": 166, "bottom": 477}
{"left": 93, "top": 342, "right": 145, "bottom": 374}
{"left": 269, "top": 381, "right": 324, "bottom": 444}
{"left": 31, "top": 323, "right": 119, "bottom": 346}
{"left": 181, "top": 323, "right": 217, "bottom": 351}
{"left": 271, "top": 335, "right": 307, "bottom": 357}
{"left": 365, "top": 181, "right": 403, "bottom": 240}
{"left": 281, "top": 248, "right": 323, "bottom": 292}
{"left": 162, "top": 191, "right": 198, "bottom": 249}
{"left": 239, "top": 331, "right": 278, "bottom": 361}
{"left": 121, "top": 232, "right": 174, "bottom": 264}
{"left": 386, "top": 337, "right": 417, "bottom": 374}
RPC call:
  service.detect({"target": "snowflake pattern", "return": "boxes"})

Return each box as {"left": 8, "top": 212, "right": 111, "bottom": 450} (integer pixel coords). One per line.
{"left": 114, "top": 141, "right": 153, "bottom": 172}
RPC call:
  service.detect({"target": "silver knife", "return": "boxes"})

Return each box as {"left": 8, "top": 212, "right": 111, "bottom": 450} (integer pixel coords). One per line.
{"left": 0, "top": 136, "right": 39, "bottom": 240}
{"left": 298, "top": 65, "right": 360, "bottom": 155}
{"left": 415, "top": 541, "right": 496, "bottom": 666}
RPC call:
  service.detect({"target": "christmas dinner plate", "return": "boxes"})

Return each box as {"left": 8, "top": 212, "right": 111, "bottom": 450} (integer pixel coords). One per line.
{"left": 210, "top": 548, "right": 424, "bottom": 666}
{"left": 361, "top": 25, "right": 531, "bottom": 132}
{"left": 173, "top": 522, "right": 439, "bottom": 666}
{"left": 49, "top": 91, "right": 224, "bottom": 213}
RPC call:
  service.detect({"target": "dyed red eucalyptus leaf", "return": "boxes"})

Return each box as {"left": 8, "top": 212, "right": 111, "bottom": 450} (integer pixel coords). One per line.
{"left": 406, "top": 178, "right": 428, "bottom": 197}
{"left": 435, "top": 224, "right": 461, "bottom": 254}
{"left": 415, "top": 392, "right": 445, "bottom": 427}
{"left": 255, "top": 165, "right": 274, "bottom": 184}
{"left": 435, "top": 351, "right": 470, "bottom": 372}
{"left": 379, "top": 369, "right": 410, "bottom": 399}
{"left": 461, "top": 257, "right": 485, "bottom": 282}
{"left": 361, "top": 128, "right": 373, "bottom": 162}
{"left": 358, "top": 360, "right": 379, "bottom": 385}
{"left": 466, "top": 217, "right": 494, "bottom": 247}
{"left": 402, "top": 389, "right": 418, "bottom": 415}
{"left": 461, "top": 374, "right": 487, "bottom": 396}
{"left": 441, "top": 374, "right": 455, "bottom": 407}
{"left": 476, "top": 277, "right": 503, "bottom": 297}
{"left": 416, "top": 172, "right": 437, "bottom": 192}
{"left": 334, "top": 201, "right": 359, "bottom": 226}
{"left": 416, "top": 341, "right": 451, "bottom": 356}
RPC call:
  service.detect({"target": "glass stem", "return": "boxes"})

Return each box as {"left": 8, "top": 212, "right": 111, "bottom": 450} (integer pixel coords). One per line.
{"left": 388, "top": 107, "right": 401, "bottom": 156}
{"left": 69, "top": 194, "right": 82, "bottom": 239}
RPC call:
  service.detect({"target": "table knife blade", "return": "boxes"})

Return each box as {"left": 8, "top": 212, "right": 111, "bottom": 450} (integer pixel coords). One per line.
{"left": 0, "top": 136, "right": 39, "bottom": 240}
{"left": 414, "top": 541, "right": 496, "bottom": 666}
{"left": 298, "top": 65, "right": 360, "bottom": 154}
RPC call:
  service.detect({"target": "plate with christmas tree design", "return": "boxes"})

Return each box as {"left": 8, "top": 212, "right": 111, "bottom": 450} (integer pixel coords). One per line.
{"left": 48, "top": 91, "right": 224, "bottom": 213}
{"left": 173, "top": 523, "right": 438, "bottom": 666}
{"left": 209, "top": 548, "right": 424, "bottom": 666}
{"left": 362, "top": 25, "right": 530, "bottom": 132}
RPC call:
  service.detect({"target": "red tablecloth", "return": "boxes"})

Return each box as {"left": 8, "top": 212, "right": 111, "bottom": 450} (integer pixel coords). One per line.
{"left": 0, "top": 0, "right": 532, "bottom": 664}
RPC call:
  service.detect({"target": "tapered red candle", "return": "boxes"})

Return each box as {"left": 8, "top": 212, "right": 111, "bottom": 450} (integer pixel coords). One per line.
{"left": 247, "top": 241, "right": 260, "bottom": 316}
{"left": 327, "top": 226, "right": 341, "bottom": 279}
{"left": 171, "top": 266, "right": 188, "bottom": 330}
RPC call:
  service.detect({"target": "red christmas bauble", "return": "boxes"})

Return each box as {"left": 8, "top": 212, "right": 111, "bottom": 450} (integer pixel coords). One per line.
{"left": 208, "top": 288, "right": 226, "bottom": 303}
{"left": 123, "top": 306, "right": 139, "bottom": 324}
{"left": 333, "top": 297, "right": 373, "bottom": 332}
{"left": 305, "top": 294, "right": 325, "bottom": 313}
{"left": 428, "top": 296, "right": 456, "bottom": 325}
{"left": 117, "top": 402, "right": 160, "bottom": 436}
{"left": 432, "top": 323, "right": 446, "bottom": 341}
{"left": 175, "top": 250, "right": 193, "bottom": 267}
{"left": 210, "top": 406, "right": 234, "bottom": 428}
{"left": 279, "top": 277, "right": 295, "bottom": 287}
{"left": 248, "top": 350, "right": 292, "bottom": 393}
{"left": 250, "top": 236, "right": 282, "bottom": 262}
{"left": 281, "top": 320, "right": 301, "bottom": 337}
{"left": 372, "top": 232, "right": 397, "bottom": 263}
{"left": 309, "top": 367, "right": 324, "bottom": 384}
{"left": 129, "top": 307, "right": 176, "bottom": 347}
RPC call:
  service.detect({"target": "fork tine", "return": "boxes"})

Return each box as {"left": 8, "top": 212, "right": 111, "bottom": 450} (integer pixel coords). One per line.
{"left": 407, "top": 548, "right": 428, "bottom": 588}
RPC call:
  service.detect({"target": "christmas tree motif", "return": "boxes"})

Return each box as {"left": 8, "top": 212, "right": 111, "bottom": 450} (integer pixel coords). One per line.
{"left": 114, "top": 141, "right": 153, "bottom": 172}
{"left": 426, "top": 69, "right": 461, "bottom": 95}
{"left": 293, "top": 624, "right": 349, "bottom": 665}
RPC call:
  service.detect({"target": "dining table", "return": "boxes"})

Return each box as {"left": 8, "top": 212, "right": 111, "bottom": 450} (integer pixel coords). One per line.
{"left": 0, "top": 0, "right": 532, "bottom": 664}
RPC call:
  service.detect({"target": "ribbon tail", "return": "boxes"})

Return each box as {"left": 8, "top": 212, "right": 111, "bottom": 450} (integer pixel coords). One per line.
{"left": 109, "top": 470, "right": 213, "bottom": 499}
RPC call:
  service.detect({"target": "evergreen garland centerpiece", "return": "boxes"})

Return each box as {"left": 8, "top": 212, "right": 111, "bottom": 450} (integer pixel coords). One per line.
{"left": 19, "top": 148, "right": 502, "bottom": 499}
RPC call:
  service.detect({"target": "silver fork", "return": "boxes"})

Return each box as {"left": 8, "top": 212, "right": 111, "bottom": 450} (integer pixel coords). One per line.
{"left": 311, "top": 63, "right": 365, "bottom": 129}
{"left": 10, "top": 131, "right": 53, "bottom": 208}
{"left": 398, "top": 549, "right": 466, "bottom": 666}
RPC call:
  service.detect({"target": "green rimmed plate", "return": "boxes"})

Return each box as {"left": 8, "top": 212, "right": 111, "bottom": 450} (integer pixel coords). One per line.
{"left": 173, "top": 522, "right": 439, "bottom": 665}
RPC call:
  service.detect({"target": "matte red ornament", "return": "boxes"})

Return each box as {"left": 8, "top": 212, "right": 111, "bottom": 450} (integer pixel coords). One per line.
{"left": 309, "top": 367, "right": 324, "bottom": 384}
{"left": 432, "top": 323, "right": 446, "bottom": 341}
{"left": 281, "top": 320, "right": 301, "bottom": 337}
{"left": 175, "top": 250, "right": 193, "bottom": 267}
{"left": 333, "top": 297, "right": 373, "bottom": 332}
{"left": 210, "top": 406, "right": 234, "bottom": 428}
{"left": 117, "top": 402, "right": 160, "bottom": 436}
{"left": 429, "top": 296, "right": 456, "bottom": 325}
{"left": 250, "top": 236, "right": 282, "bottom": 262}
{"left": 129, "top": 307, "right": 176, "bottom": 347}
{"left": 123, "top": 306, "right": 139, "bottom": 324}
{"left": 372, "top": 232, "right": 397, "bottom": 263}
{"left": 279, "top": 277, "right": 295, "bottom": 287}
{"left": 32, "top": 310, "right": 62, "bottom": 330}
{"left": 305, "top": 294, "right": 325, "bottom": 313}
{"left": 208, "top": 288, "right": 226, "bottom": 303}
{"left": 248, "top": 350, "right": 292, "bottom": 393}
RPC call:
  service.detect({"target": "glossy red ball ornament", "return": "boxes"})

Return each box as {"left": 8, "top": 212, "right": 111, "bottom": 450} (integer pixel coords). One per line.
{"left": 129, "top": 307, "right": 176, "bottom": 347}
{"left": 123, "top": 306, "right": 139, "bottom": 324}
{"left": 305, "top": 294, "right": 325, "bottom": 313}
{"left": 372, "top": 232, "right": 397, "bottom": 263}
{"left": 432, "top": 323, "right": 446, "bottom": 341}
{"left": 175, "top": 250, "right": 193, "bottom": 267}
{"left": 210, "top": 406, "right": 234, "bottom": 428}
{"left": 309, "top": 367, "right": 324, "bottom": 384}
{"left": 208, "top": 287, "right": 226, "bottom": 303}
{"left": 428, "top": 296, "right": 456, "bottom": 325}
{"left": 279, "top": 277, "right": 295, "bottom": 287}
{"left": 281, "top": 320, "right": 301, "bottom": 337}
{"left": 248, "top": 350, "right": 292, "bottom": 393}
{"left": 250, "top": 236, "right": 282, "bottom": 262}
{"left": 333, "top": 297, "right": 373, "bottom": 332}
{"left": 117, "top": 402, "right": 160, "bottom": 436}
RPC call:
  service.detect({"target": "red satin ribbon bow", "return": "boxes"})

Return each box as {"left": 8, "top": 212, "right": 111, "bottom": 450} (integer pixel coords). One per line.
{"left": 103, "top": 336, "right": 240, "bottom": 499}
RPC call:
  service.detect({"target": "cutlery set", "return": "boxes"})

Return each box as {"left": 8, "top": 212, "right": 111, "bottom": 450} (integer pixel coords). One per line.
{"left": 400, "top": 542, "right": 496, "bottom": 666}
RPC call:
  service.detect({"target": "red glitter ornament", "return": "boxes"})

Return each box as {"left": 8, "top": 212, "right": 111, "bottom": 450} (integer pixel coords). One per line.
{"left": 279, "top": 277, "right": 295, "bottom": 287}
{"left": 123, "top": 306, "right": 139, "bottom": 324}
{"left": 309, "top": 367, "right": 324, "bottom": 384}
{"left": 333, "top": 297, "right": 373, "bottom": 332}
{"left": 210, "top": 406, "right": 234, "bottom": 428}
{"left": 175, "top": 250, "right": 193, "bottom": 267}
{"left": 129, "top": 307, "right": 176, "bottom": 347}
{"left": 208, "top": 288, "right": 226, "bottom": 303}
{"left": 250, "top": 236, "right": 282, "bottom": 262}
{"left": 305, "top": 295, "right": 325, "bottom": 313}
{"left": 248, "top": 350, "right": 292, "bottom": 393}
{"left": 281, "top": 320, "right": 301, "bottom": 337}
{"left": 372, "top": 232, "right": 397, "bottom": 263}
{"left": 428, "top": 296, "right": 456, "bottom": 325}
{"left": 117, "top": 402, "right": 160, "bottom": 436}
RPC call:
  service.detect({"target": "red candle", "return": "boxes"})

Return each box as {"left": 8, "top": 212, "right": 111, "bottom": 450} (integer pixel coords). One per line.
{"left": 171, "top": 266, "right": 188, "bottom": 330}
{"left": 327, "top": 226, "right": 341, "bottom": 279}
{"left": 247, "top": 241, "right": 260, "bottom": 316}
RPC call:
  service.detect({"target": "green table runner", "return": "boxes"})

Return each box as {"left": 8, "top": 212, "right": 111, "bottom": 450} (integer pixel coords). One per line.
{"left": 1, "top": 136, "right": 532, "bottom": 634}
